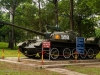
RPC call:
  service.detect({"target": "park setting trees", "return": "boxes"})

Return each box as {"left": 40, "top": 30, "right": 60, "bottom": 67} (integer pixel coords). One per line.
{"left": 0, "top": 0, "right": 100, "bottom": 49}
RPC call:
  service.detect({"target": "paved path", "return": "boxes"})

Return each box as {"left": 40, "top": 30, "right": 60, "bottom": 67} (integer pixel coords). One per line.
{"left": 47, "top": 68, "right": 87, "bottom": 75}
{"left": 0, "top": 58, "right": 87, "bottom": 75}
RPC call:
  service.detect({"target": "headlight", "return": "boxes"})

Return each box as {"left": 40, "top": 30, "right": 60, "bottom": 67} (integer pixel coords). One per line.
{"left": 54, "top": 34, "right": 60, "bottom": 39}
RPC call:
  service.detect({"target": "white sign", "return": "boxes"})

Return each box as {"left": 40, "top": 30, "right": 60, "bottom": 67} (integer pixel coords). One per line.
{"left": 42, "top": 41, "right": 51, "bottom": 48}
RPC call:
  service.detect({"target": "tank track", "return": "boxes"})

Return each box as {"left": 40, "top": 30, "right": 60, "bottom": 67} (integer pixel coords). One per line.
{"left": 19, "top": 41, "right": 100, "bottom": 60}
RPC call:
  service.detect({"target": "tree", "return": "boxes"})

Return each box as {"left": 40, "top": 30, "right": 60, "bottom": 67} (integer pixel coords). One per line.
{"left": 15, "top": 2, "right": 38, "bottom": 39}
{"left": 86, "top": 0, "right": 100, "bottom": 15}
{"left": 0, "top": 11, "right": 9, "bottom": 41}
{"left": 1, "top": 0, "right": 100, "bottom": 43}
{"left": 95, "top": 28, "right": 100, "bottom": 38}
{"left": 0, "top": 0, "right": 32, "bottom": 49}
{"left": 73, "top": 0, "right": 97, "bottom": 37}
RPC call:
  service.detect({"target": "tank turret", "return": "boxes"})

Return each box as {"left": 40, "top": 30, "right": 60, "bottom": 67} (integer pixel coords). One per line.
{"left": 50, "top": 30, "right": 78, "bottom": 42}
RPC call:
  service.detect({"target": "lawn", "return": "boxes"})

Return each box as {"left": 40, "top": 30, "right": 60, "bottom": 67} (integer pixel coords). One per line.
{"left": 0, "top": 42, "right": 18, "bottom": 49}
{"left": 0, "top": 42, "right": 24, "bottom": 57}
{"left": 66, "top": 65, "right": 100, "bottom": 75}
{"left": 0, "top": 61, "right": 61, "bottom": 75}
{"left": 64, "top": 52, "right": 100, "bottom": 75}
{"left": 1, "top": 42, "right": 100, "bottom": 75}
{"left": 96, "top": 52, "right": 100, "bottom": 59}
{"left": 0, "top": 49, "right": 25, "bottom": 57}
{"left": 0, "top": 42, "right": 61, "bottom": 75}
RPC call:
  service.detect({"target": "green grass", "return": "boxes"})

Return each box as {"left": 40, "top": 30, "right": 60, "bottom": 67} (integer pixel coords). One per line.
{"left": 96, "top": 52, "right": 100, "bottom": 59}
{"left": 0, "top": 42, "right": 9, "bottom": 49}
{"left": 0, "top": 42, "right": 24, "bottom": 57}
{"left": 0, "top": 42, "right": 18, "bottom": 49}
{"left": 66, "top": 65, "right": 100, "bottom": 75}
{"left": 0, "top": 42, "right": 61, "bottom": 75}
{"left": 0, "top": 61, "right": 61, "bottom": 75}
{"left": 1, "top": 42, "right": 100, "bottom": 75}
{"left": 0, "top": 49, "right": 25, "bottom": 57}
{"left": 65, "top": 52, "right": 100, "bottom": 75}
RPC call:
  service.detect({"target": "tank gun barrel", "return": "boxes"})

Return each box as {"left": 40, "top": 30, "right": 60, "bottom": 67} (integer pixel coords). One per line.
{"left": 0, "top": 20, "right": 45, "bottom": 36}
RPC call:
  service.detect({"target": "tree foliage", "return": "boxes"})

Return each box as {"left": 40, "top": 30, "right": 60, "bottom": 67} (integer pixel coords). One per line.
{"left": 0, "top": 0, "right": 100, "bottom": 43}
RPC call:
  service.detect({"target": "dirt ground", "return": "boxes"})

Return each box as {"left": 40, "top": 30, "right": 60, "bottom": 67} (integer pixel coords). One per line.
{"left": 0, "top": 57, "right": 99, "bottom": 75}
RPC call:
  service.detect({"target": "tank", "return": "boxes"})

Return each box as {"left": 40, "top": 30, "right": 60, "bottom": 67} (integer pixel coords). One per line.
{"left": 0, "top": 20, "right": 100, "bottom": 60}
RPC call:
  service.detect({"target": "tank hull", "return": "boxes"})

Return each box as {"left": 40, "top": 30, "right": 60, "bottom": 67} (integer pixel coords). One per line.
{"left": 18, "top": 40, "right": 100, "bottom": 60}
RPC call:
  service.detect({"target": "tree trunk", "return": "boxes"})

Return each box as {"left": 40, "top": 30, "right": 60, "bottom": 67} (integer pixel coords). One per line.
{"left": 70, "top": 0, "right": 74, "bottom": 30}
{"left": 8, "top": 3, "right": 15, "bottom": 49}
{"left": 38, "top": 0, "right": 42, "bottom": 38}
{"left": 8, "top": 32, "right": 14, "bottom": 49}
{"left": 54, "top": 0, "right": 58, "bottom": 26}
{"left": 76, "top": 16, "right": 82, "bottom": 37}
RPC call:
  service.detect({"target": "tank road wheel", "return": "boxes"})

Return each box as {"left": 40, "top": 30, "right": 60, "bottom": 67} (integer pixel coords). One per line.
{"left": 88, "top": 48, "right": 94, "bottom": 59}
{"left": 50, "top": 48, "right": 59, "bottom": 60}
{"left": 80, "top": 49, "right": 87, "bottom": 59}
{"left": 72, "top": 48, "right": 79, "bottom": 59}
{"left": 63, "top": 48, "right": 71, "bottom": 59}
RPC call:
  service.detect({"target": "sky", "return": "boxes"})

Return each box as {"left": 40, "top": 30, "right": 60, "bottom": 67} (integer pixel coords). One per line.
{"left": 0, "top": 7, "right": 9, "bottom": 12}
